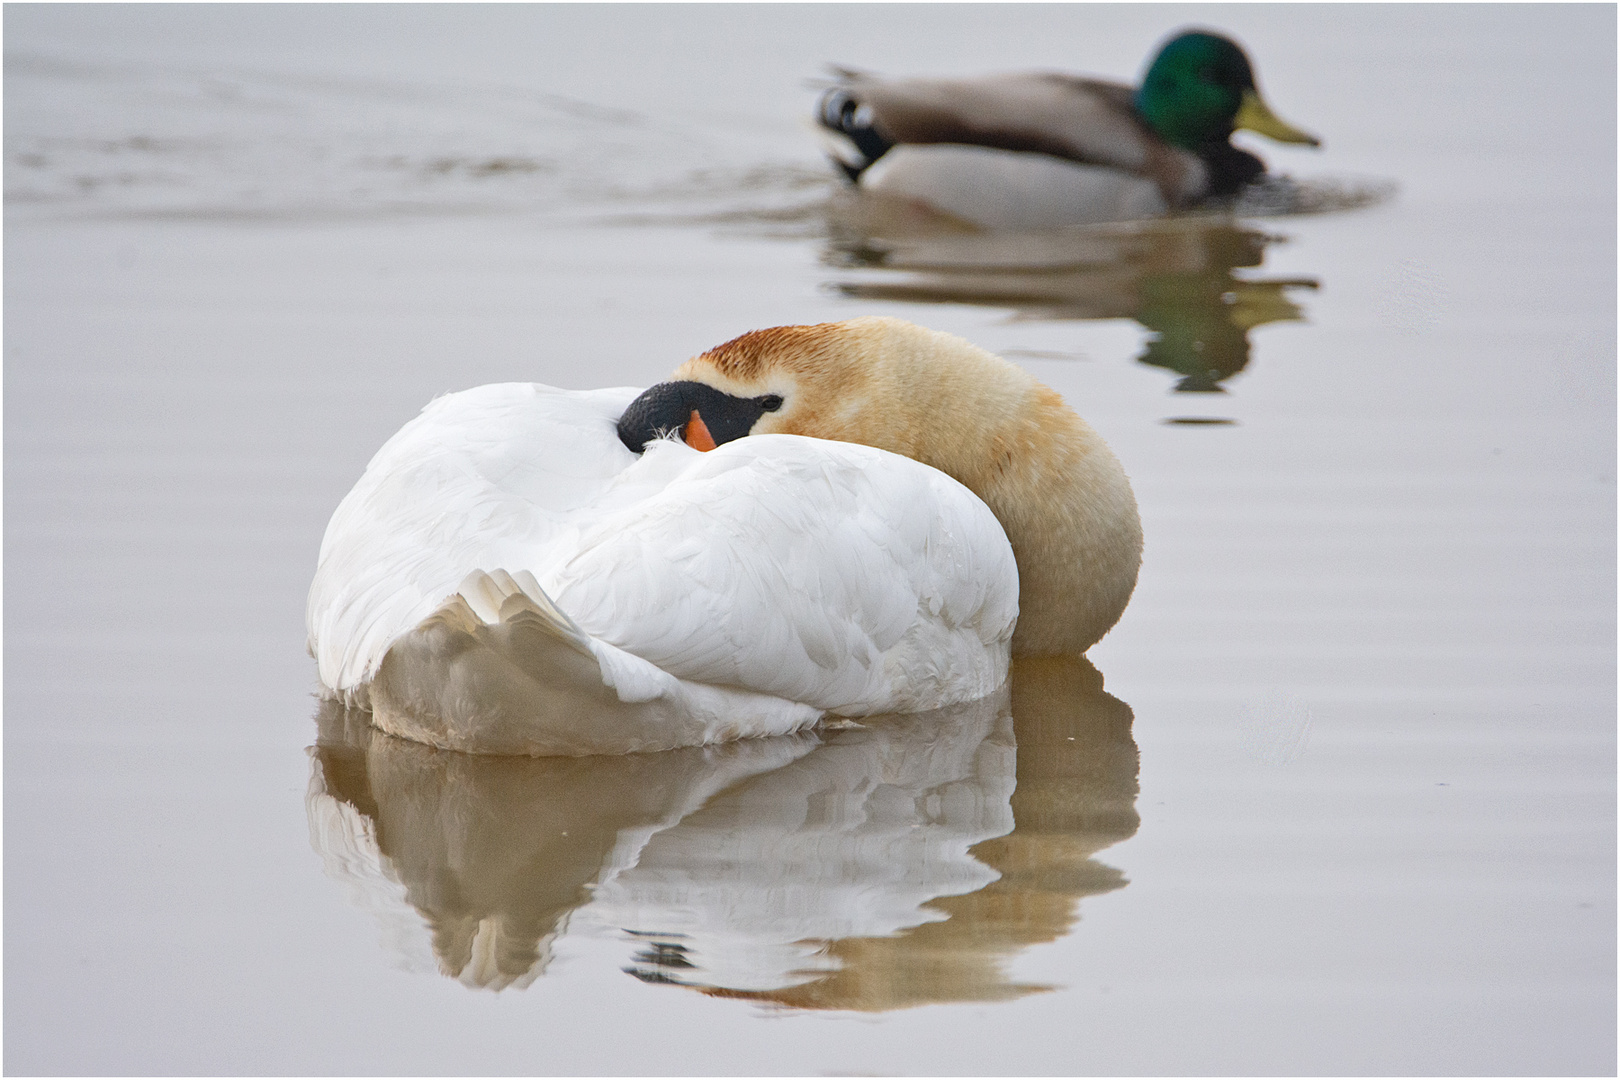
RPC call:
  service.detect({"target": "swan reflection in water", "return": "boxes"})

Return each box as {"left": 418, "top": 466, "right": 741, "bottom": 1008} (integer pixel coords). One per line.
{"left": 823, "top": 189, "right": 1327, "bottom": 397}
{"left": 307, "top": 654, "right": 1137, "bottom": 1009}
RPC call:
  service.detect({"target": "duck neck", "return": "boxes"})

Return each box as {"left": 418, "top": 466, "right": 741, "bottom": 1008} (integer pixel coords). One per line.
{"left": 1197, "top": 141, "right": 1265, "bottom": 197}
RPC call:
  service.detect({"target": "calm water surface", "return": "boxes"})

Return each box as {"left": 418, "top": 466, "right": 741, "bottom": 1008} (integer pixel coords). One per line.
{"left": 6, "top": 5, "right": 1614, "bottom": 1074}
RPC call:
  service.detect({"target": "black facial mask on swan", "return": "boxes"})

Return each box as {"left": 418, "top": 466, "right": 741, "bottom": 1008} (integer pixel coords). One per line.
{"left": 618, "top": 381, "right": 783, "bottom": 454}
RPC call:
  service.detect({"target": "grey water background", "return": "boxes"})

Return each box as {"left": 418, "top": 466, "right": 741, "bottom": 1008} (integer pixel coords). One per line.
{"left": 5, "top": 4, "right": 1614, "bottom": 1074}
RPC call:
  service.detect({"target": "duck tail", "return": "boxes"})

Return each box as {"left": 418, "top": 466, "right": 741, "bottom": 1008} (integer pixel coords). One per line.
{"left": 816, "top": 87, "right": 893, "bottom": 182}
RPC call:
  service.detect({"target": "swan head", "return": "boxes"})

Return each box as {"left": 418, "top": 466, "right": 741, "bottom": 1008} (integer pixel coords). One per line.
{"left": 620, "top": 317, "right": 1016, "bottom": 468}
{"left": 620, "top": 317, "right": 1144, "bottom": 657}
{"left": 616, "top": 379, "right": 784, "bottom": 453}
{"left": 618, "top": 320, "right": 923, "bottom": 456}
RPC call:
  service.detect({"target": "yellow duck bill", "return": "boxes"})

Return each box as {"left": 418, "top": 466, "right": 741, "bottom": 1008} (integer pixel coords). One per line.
{"left": 1234, "top": 89, "right": 1321, "bottom": 146}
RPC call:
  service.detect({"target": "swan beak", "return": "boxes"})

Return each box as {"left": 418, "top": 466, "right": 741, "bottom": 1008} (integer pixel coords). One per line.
{"left": 1234, "top": 89, "right": 1321, "bottom": 146}
{"left": 617, "top": 381, "right": 775, "bottom": 454}
{"left": 684, "top": 411, "right": 718, "bottom": 452}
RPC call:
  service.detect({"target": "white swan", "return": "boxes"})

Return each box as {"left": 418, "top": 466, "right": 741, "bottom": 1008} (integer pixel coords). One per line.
{"left": 307, "top": 317, "right": 1140, "bottom": 756}
{"left": 308, "top": 380, "right": 1019, "bottom": 756}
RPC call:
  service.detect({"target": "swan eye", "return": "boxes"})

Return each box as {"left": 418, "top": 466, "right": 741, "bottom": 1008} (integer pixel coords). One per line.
{"left": 759, "top": 394, "right": 784, "bottom": 412}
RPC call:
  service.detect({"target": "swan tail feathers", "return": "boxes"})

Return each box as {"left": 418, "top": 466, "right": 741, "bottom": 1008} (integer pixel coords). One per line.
{"left": 366, "top": 570, "right": 821, "bottom": 756}
{"left": 450, "top": 568, "right": 593, "bottom": 652}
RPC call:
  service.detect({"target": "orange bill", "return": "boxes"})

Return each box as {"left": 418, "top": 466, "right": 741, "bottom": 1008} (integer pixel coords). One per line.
{"left": 684, "top": 410, "right": 717, "bottom": 452}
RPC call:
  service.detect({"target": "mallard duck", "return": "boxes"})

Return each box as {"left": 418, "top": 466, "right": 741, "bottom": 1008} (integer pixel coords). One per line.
{"left": 307, "top": 317, "right": 1141, "bottom": 755}
{"left": 818, "top": 29, "right": 1320, "bottom": 229}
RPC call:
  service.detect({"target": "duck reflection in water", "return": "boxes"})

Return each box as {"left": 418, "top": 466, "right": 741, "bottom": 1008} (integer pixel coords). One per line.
{"left": 307, "top": 654, "right": 1137, "bottom": 1009}
{"left": 825, "top": 201, "right": 1318, "bottom": 395}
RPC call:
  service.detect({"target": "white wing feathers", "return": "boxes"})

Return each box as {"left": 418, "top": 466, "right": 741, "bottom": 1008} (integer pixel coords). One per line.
{"left": 308, "top": 383, "right": 641, "bottom": 693}
{"left": 549, "top": 437, "right": 1017, "bottom": 712}
{"left": 307, "top": 383, "right": 1018, "bottom": 755}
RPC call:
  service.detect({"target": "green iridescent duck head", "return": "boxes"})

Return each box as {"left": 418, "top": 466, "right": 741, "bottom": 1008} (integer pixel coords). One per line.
{"left": 1134, "top": 30, "right": 1320, "bottom": 153}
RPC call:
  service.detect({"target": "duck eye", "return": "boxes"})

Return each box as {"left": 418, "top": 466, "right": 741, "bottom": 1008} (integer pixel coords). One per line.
{"left": 759, "top": 394, "right": 784, "bottom": 412}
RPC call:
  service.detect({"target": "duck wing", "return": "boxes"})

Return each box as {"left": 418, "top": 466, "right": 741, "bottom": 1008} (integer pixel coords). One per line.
{"left": 843, "top": 73, "right": 1144, "bottom": 167}
{"left": 830, "top": 72, "right": 1204, "bottom": 206}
